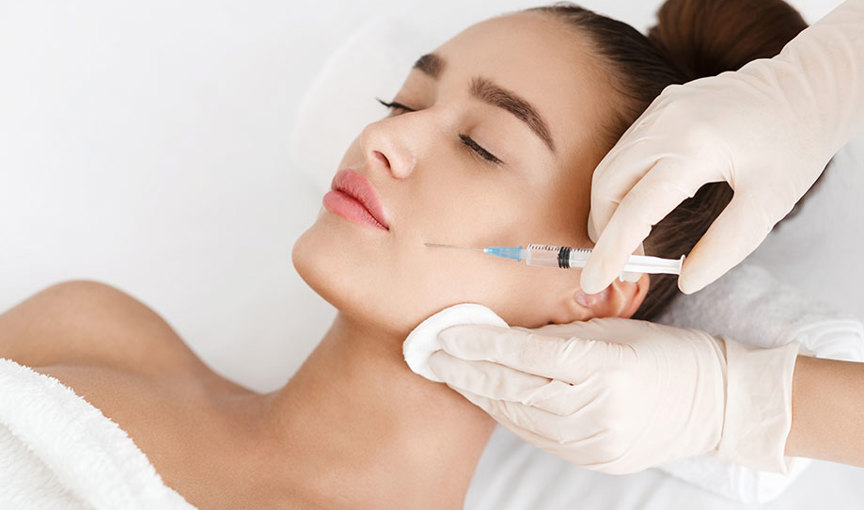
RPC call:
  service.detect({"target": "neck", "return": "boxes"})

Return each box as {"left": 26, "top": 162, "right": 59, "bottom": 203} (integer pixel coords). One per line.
{"left": 260, "top": 312, "right": 495, "bottom": 509}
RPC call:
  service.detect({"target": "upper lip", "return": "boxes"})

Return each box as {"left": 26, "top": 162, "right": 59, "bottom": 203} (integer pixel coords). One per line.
{"left": 330, "top": 169, "right": 390, "bottom": 229}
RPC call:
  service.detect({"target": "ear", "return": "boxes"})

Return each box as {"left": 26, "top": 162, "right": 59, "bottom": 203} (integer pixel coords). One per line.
{"left": 573, "top": 272, "right": 650, "bottom": 319}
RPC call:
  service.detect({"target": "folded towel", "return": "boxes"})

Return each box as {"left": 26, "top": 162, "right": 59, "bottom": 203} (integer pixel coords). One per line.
{"left": 0, "top": 358, "right": 196, "bottom": 510}
{"left": 404, "top": 263, "right": 864, "bottom": 504}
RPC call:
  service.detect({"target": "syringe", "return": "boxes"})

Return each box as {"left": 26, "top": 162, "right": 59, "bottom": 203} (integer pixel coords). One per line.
{"left": 425, "top": 243, "right": 685, "bottom": 275}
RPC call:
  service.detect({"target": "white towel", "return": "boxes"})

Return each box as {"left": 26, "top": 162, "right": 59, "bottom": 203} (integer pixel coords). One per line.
{"left": 0, "top": 358, "right": 196, "bottom": 510}
{"left": 403, "top": 263, "right": 864, "bottom": 504}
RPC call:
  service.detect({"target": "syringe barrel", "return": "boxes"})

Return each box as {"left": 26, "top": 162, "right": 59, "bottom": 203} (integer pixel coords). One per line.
{"left": 523, "top": 244, "right": 590, "bottom": 268}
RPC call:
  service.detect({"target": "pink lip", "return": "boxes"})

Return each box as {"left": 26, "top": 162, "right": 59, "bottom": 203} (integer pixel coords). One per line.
{"left": 324, "top": 169, "right": 390, "bottom": 231}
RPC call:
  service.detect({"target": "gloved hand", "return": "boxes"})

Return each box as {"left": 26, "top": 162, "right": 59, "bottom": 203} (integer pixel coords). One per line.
{"left": 581, "top": 0, "right": 864, "bottom": 295}
{"left": 428, "top": 318, "right": 801, "bottom": 474}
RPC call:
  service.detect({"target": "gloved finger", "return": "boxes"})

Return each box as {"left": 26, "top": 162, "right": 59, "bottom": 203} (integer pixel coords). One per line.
{"left": 678, "top": 191, "right": 777, "bottom": 294}
{"left": 582, "top": 158, "right": 716, "bottom": 294}
{"left": 453, "top": 386, "right": 603, "bottom": 445}
{"left": 457, "top": 387, "right": 640, "bottom": 473}
{"left": 587, "top": 135, "right": 662, "bottom": 244}
{"left": 437, "top": 324, "right": 612, "bottom": 383}
{"left": 427, "top": 350, "right": 600, "bottom": 416}
{"left": 586, "top": 94, "right": 686, "bottom": 241}
{"left": 585, "top": 95, "right": 699, "bottom": 280}
{"left": 521, "top": 317, "right": 642, "bottom": 344}
{"left": 488, "top": 320, "right": 627, "bottom": 343}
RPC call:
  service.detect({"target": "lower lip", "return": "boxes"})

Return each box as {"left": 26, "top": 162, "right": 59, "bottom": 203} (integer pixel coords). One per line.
{"left": 323, "top": 190, "right": 389, "bottom": 231}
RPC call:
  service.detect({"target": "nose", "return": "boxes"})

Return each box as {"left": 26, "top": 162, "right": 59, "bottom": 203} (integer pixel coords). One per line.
{"left": 359, "top": 120, "right": 418, "bottom": 179}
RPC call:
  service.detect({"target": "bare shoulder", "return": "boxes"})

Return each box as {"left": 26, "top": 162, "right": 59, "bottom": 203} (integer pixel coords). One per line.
{"left": 0, "top": 281, "right": 274, "bottom": 508}
{"left": 0, "top": 279, "right": 209, "bottom": 378}
{"left": 28, "top": 360, "right": 264, "bottom": 509}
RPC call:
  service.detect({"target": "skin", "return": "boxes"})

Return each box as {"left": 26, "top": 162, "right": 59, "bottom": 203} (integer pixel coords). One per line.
{"left": 0, "top": 11, "right": 651, "bottom": 510}
{"left": 785, "top": 356, "right": 864, "bottom": 467}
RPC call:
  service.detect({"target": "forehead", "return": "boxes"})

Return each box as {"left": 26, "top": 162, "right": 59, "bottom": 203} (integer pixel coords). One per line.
{"left": 433, "top": 12, "right": 615, "bottom": 157}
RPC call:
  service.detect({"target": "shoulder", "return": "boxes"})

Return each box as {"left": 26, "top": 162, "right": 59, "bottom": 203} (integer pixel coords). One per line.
{"left": 0, "top": 279, "right": 205, "bottom": 377}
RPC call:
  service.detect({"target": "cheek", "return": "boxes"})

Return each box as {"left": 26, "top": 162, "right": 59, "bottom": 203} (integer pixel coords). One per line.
{"left": 290, "top": 213, "right": 406, "bottom": 332}
{"left": 291, "top": 209, "right": 539, "bottom": 337}
{"left": 336, "top": 136, "right": 363, "bottom": 171}
{"left": 291, "top": 212, "right": 475, "bottom": 337}
{"left": 492, "top": 266, "right": 584, "bottom": 328}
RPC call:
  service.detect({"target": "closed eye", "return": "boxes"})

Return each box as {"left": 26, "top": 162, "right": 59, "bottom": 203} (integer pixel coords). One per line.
{"left": 376, "top": 98, "right": 414, "bottom": 114}
{"left": 457, "top": 134, "right": 502, "bottom": 165}
{"left": 376, "top": 97, "right": 504, "bottom": 166}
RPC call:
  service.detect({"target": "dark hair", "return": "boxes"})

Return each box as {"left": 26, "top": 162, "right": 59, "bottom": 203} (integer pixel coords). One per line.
{"left": 524, "top": 0, "right": 815, "bottom": 320}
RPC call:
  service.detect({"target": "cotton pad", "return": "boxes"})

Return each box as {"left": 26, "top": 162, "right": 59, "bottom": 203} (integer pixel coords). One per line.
{"left": 403, "top": 303, "right": 509, "bottom": 383}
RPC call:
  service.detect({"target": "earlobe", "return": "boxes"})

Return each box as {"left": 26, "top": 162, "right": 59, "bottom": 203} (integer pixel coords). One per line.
{"left": 574, "top": 286, "right": 609, "bottom": 310}
{"left": 620, "top": 273, "right": 650, "bottom": 318}
{"left": 574, "top": 273, "right": 650, "bottom": 319}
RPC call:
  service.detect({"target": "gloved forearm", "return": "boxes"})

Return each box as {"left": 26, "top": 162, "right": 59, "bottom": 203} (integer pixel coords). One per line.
{"left": 715, "top": 339, "right": 801, "bottom": 471}
{"left": 763, "top": 0, "right": 864, "bottom": 157}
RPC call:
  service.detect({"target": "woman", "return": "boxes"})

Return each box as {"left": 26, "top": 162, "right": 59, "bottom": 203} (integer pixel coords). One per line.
{"left": 0, "top": 0, "right": 811, "bottom": 508}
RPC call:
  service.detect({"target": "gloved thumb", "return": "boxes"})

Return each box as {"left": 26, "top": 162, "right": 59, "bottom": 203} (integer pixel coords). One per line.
{"left": 437, "top": 323, "right": 609, "bottom": 383}
{"left": 679, "top": 192, "right": 777, "bottom": 294}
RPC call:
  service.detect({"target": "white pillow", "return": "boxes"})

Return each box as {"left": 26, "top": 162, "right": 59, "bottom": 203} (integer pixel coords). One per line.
{"left": 287, "top": 16, "right": 441, "bottom": 195}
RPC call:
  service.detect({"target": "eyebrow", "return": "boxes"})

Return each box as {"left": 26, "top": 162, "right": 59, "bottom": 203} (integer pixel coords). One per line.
{"left": 412, "top": 53, "right": 444, "bottom": 79}
{"left": 412, "top": 52, "right": 556, "bottom": 154}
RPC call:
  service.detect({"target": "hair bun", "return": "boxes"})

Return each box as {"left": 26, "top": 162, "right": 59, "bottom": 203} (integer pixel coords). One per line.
{"left": 647, "top": 0, "right": 808, "bottom": 81}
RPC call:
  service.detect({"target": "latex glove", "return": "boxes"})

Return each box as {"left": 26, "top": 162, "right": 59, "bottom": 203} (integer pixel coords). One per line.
{"left": 581, "top": 0, "right": 864, "bottom": 295}
{"left": 428, "top": 318, "right": 801, "bottom": 474}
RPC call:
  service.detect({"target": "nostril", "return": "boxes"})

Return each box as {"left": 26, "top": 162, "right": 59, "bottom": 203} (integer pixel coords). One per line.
{"left": 372, "top": 150, "right": 390, "bottom": 168}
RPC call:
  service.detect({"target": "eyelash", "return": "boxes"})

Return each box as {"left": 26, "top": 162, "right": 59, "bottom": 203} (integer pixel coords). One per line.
{"left": 375, "top": 97, "right": 503, "bottom": 166}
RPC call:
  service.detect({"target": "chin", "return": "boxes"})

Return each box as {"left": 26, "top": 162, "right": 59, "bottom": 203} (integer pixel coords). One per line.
{"left": 292, "top": 214, "right": 494, "bottom": 337}
{"left": 291, "top": 223, "right": 400, "bottom": 333}
{"left": 291, "top": 224, "right": 347, "bottom": 310}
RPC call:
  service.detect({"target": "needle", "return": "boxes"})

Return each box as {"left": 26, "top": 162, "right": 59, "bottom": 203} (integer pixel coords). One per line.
{"left": 424, "top": 243, "right": 484, "bottom": 251}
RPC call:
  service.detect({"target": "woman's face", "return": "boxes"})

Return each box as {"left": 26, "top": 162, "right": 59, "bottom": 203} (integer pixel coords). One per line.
{"left": 292, "top": 12, "right": 647, "bottom": 336}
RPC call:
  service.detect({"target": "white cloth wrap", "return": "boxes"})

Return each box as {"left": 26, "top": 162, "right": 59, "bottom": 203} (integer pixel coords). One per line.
{"left": 0, "top": 358, "right": 195, "bottom": 510}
